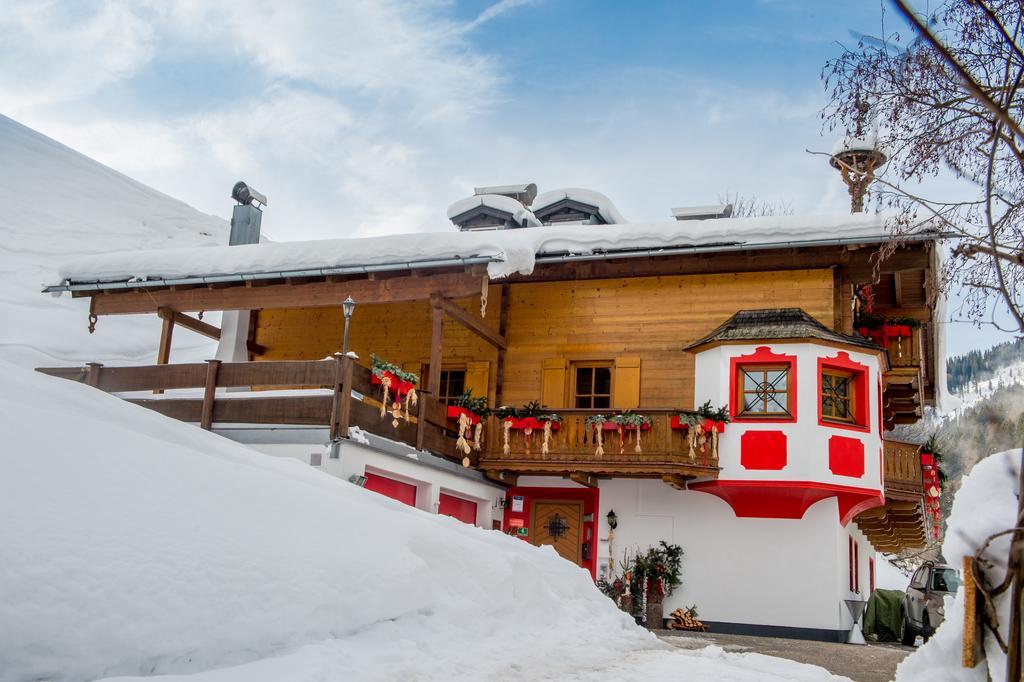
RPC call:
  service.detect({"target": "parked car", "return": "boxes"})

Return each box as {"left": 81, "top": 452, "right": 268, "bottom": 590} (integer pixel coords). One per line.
{"left": 900, "top": 561, "right": 961, "bottom": 645}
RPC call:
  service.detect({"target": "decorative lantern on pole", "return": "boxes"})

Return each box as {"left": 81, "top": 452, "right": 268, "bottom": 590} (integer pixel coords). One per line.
{"left": 342, "top": 296, "right": 356, "bottom": 354}
{"left": 829, "top": 101, "right": 888, "bottom": 213}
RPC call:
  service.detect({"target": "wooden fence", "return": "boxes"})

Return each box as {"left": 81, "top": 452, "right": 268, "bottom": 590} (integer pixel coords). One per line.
{"left": 36, "top": 356, "right": 457, "bottom": 459}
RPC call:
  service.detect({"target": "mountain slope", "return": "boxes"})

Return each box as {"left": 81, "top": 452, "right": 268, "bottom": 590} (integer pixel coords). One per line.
{"left": 0, "top": 114, "right": 228, "bottom": 366}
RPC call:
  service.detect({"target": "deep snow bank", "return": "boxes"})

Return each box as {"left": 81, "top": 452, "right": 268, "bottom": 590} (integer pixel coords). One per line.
{"left": 0, "top": 114, "right": 227, "bottom": 366}
{"left": 895, "top": 450, "right": 1021, "bottom": 681}
{"left": 1, "top": 364, "right": 845, "bottom": 681}
{"left": 0, "top": 363, "right": 648, "bottom": 680}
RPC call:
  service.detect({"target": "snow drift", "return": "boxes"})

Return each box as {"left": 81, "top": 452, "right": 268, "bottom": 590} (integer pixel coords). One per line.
{"left": 0, "top": 114, "right": 227, "bottom": 366}
{"left": 895, "top": 450, "right": 1022, "bottom": 681}
{"left": 0, "top": 364, "right": 846, "bottom": 681}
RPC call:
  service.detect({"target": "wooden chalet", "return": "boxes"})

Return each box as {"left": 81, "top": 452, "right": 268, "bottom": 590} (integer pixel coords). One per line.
{"left": 40, "top": 187, "right": 949, "bottom": 640}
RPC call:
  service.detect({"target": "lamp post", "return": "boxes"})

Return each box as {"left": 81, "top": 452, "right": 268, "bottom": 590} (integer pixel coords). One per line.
{"left": 342, "top": 296, "right": 356, "bottom": 354}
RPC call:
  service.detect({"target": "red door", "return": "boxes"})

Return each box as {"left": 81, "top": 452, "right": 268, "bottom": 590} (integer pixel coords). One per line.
{"left": 438, "top": 493, "right": 477, "bottom": 525}
{"left": 364, "top": 472, "right": 417, "bottom": 507}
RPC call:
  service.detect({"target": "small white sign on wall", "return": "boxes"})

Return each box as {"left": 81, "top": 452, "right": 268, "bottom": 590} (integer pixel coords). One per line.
{"left": 511, "top": 495, "right": 524, "bottom": 512}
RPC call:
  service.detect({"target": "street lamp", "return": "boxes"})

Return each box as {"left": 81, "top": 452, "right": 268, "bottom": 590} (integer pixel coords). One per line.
{"left": 342, "top": 296, "right": 356, "bottom": 354}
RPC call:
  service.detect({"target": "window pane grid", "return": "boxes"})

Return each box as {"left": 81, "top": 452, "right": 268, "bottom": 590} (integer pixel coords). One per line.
{"left": 573, "top": 364, "right": 612, "bottom": 409}
{"left": 737, "top": 366, "right": 790, "bottom": 417}
{"left": 821, "top": 371, "right": 854, "bottom": 422}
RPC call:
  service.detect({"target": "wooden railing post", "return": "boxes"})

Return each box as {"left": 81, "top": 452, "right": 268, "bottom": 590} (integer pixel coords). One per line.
{"left": 83, "top": 360, "right": 102, "bottom": 387}
{"left": 85, "top": 362, "right": 103, "bottom": 388}
{"left": 329, "top": 353, "right": 353, "bottom": 440}
{"left": 337, "top": 355, "right": 353, "bottom": 440}
{"left": 200, "top": 359, "right": 221, "bottom": 430}
{"left": 416, "top": 393, "right": 429, "bottom": 450}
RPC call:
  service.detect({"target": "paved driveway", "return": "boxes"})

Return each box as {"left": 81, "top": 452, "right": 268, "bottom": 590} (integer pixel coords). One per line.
{"left": 657, "top": 630, "right": 914, "bottom": 682}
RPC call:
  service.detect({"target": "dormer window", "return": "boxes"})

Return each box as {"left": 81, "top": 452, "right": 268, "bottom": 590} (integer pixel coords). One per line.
{"left": 534, "top": 198, "right": 605, "bottom": 225}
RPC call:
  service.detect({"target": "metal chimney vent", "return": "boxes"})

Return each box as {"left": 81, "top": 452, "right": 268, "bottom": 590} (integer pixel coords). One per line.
{"left": 229, "top": 181, "right": 266, "bottom": 245}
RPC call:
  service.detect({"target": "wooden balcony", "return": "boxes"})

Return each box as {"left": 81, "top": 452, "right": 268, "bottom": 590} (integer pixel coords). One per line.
{"left": 855, "top": 439, "right": 927, "bottom": 552}
{"left": 477, "top": 409, "right": 720, "bottom": 486}
{"left": 37, "top": 357, "right": 459, "bottom": 460}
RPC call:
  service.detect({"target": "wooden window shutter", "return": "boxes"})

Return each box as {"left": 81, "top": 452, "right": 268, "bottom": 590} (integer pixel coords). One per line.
{"left": 541, "top": 359, "right": 568, "bottom": 409}
{"left": 464, "top": 361, "right": 490, "bottom": 401}
{"left": 613, "top": 356, "right": 641, "bottom": 409}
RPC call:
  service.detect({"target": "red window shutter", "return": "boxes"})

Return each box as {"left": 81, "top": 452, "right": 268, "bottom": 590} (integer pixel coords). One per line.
{"left": 848, "top": 537, "right": 854, "bottom": 592}
{"left": 855, "top": 541, "right": 860, "bottom": 594}
{"left": 364, "top": 472, "right": 417, "bottom": 507}
{"left": 438, "top": 493, "right": 477, "bottom": 525}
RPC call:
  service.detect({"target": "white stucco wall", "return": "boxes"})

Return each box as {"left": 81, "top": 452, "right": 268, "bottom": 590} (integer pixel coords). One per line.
{"left": 694, "top": 342, "right": 884, "bottom": 492}
{"left": 591, "top": 477, "right": 856, "bottom": 631}
{"left": 247, "top": 440, "right": 504, "bottom": 528}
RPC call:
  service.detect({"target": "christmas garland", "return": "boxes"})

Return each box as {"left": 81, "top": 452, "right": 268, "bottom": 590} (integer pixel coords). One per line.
{"left": 920, "top": 434, "right": 947, "bottom": 540}
{"left": 370, "top": 354, "right": 419, "bottom": 427}
{"left": 671, "top": 401, "right": 729, "bottom": 465}
{"left": 496, "top": 401, "right": 562, "bottom": 455}
{"left": 448, "top": 390, "right": 489, "bottom": 464}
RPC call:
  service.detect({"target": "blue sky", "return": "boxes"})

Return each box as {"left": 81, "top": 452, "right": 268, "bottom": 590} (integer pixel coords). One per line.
{"left": 0, "top": 0, "right": 1012, "bottom": 355}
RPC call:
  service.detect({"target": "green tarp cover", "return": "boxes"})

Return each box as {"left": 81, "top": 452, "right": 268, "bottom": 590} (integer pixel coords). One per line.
{"left": 864, "top": 589, "right": 904, "bottom": 642}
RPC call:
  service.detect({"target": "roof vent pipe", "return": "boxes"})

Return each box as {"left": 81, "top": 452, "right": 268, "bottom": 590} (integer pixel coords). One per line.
{"left": 229, "top": 181, "right": 266, "bottom": 245}
{"left": 670, "top": 204, "right": 733, "bottom": 221}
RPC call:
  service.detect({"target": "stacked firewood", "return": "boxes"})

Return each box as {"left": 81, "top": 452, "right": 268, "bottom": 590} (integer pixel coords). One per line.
{"left": 666, "top": 607, "right": 707, "bottom": 632}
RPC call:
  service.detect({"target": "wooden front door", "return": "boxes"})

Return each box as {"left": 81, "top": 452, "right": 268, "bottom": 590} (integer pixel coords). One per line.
{"left": 531, "top": 500, "right": 583, "bottom": 565}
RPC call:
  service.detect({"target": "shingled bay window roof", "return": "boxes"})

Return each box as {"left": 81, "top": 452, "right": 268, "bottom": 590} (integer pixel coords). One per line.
{"left": 685, "top": 308, "right": 882, "bottom": 352}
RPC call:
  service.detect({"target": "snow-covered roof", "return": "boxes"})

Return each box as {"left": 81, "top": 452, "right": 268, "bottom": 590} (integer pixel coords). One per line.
{"left": 51, "top": 212, "right": 942, "bottom": 290}
{"left": 532, "top": 188, "right": 627, "bottom": 224}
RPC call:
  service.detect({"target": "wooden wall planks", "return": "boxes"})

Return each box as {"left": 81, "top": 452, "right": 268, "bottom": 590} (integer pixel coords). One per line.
{"left": 253, "top": 270, "right": 833, "bottom": 410}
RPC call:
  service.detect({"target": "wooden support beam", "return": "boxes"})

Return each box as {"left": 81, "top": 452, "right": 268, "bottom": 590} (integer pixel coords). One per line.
{"left": 662, "top": 473, "right": 689, "bottom": 490}
{"left": 569, "top": 472, "right": 598, "bottom": 488}
{"left": 431, "top": 294, "right": 507, "bottom": 350}
{"left": 155, "top": 311, "right": 174, "bottom": 394}
{"left": 419, "top": 300, "right": 445, "bottom": 450}
{"left": 88, "top": 271, "right": 482, "bottom": 315}
{"left": 157, "top": 306, "right": 267, "bottom": 356}
{"left": 200, "top": 359, "right": 221, "bottom": 430}
{"left": 329, "top": 353, "right": 353, "bottom": 440}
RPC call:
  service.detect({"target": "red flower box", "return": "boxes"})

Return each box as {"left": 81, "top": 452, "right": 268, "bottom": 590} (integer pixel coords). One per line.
{"left": 669, "top": 416, "right": 691, "bottom": 430}
{"left": 371, "top": 371, "right": 416, "bottom": 398}
{"left": 702, "top": 418, "right": 726, "bottom": 433}
{"left": 600, "top": 421, "right": 651, "bottom": 432}
{"left": 446, "top": 406, "right": 481, "bottom": 425}
{"left": 503, "top": 417, "right": 560, "bottom": 431}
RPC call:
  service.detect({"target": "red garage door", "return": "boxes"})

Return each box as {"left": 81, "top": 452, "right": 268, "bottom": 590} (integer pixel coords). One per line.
{"left": 364, "top": 472, "right": 417, "bottom": 507}
{"left": 438, "top": 493, "right": 477, "bottom": 525}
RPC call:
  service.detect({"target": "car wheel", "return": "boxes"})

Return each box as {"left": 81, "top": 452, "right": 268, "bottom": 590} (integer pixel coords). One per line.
{"left": 900, "top": 609, "right": 917, "bottom": 646}
{"left": 922, "top": 612, "right": 932, "bottom": 643}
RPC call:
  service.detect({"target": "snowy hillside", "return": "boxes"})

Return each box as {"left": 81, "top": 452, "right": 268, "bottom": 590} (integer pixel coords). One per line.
{"left": 0, "top": 363, "right": 844, "bottom": 682}
{"left": 0, "top": 114, "right": 228, "bottom": 366}
{"left": 950, "top": 358, "right": 1024, "bottom": 417}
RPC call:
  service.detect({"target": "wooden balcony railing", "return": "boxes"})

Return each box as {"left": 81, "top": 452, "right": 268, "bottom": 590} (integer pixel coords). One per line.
{"left": 477, "top": 409, "right": 720, "bottom": 482}
{"left": 36, "top": 357, "right": 457, "bottom": 459}
{"left": 883, "top": 438, "right": 924, "bottom": 498}
{"left": 885, "top": 326, "right": 926, "bottom": 373}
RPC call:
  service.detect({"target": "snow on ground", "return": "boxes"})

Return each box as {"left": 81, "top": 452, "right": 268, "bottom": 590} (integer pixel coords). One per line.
{"left": 895, "top": 450, "right": 1021, "bottom": 682}
{"left": 0, "top": 363, "right": 845, "bottom": 682}
{"left": 57, "top": 211, "right": 928, "bottom": 284}
{"left": 0, "top": 114, "right": 228, "bottom": 367}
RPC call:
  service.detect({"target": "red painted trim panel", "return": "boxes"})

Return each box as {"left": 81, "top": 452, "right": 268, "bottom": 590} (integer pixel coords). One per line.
{"left": 690, "top": 479, "right": 883, "bottom": 525}
{"left": 740, "top": 430, "right": 788, "bottom": 470}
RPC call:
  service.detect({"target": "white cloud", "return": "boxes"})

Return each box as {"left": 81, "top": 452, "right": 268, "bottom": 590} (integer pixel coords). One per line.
{"left": 0, "top": 1, "right": 155, "bottom": 113}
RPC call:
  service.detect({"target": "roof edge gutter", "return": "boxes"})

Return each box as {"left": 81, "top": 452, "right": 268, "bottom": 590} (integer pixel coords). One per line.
{"left": 44, "top": 231, "right": 951, "bottom": 294}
